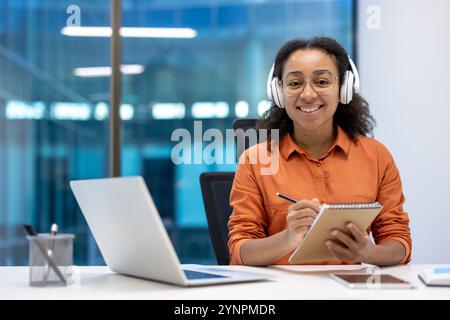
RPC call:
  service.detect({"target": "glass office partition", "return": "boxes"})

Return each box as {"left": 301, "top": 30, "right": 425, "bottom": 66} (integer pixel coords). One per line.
{"left": 0, "top": 0, "right": 110, "bottom": 265}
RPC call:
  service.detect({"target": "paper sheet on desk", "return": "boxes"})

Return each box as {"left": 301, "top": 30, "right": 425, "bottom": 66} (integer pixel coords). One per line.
{"left": 269, "top": 265, "right": 372, "bottom": 274}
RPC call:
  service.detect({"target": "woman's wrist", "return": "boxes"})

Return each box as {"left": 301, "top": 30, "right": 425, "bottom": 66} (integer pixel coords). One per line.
{"left": 359, "top": 242, "right": 377, "bottom": 264}
{"left": 360, "top": 240, "right": 406, "bottom": 266}
{"left": 283, "top": 229, "right": 302, "bottom": 252}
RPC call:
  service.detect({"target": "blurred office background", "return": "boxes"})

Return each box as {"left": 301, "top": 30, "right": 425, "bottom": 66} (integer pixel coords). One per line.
{"left": 2, "top": 0, "right": 450, "bottom": 266}
{"left": 0, "top": 0, "right": 353, "bottom": 265}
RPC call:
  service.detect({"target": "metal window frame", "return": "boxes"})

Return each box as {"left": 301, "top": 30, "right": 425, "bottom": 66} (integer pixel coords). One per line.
{"left": 352, "top": 0, "right": 358, "bottom": 64}
{"left": 110, "top": 0, "right": 121, "bottom": 177}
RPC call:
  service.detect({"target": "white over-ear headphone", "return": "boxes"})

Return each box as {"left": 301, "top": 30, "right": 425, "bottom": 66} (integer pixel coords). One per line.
{"left": 266, "top": 55, "right": 360, "bottom": 108}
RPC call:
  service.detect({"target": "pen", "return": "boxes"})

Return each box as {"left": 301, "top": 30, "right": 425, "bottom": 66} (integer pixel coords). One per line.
{"left": 276, "top": 192, "right": 299, "bottom": 204}
{"left": 44, "top": 224, "right": 58, "bottom": 283}
{"left": 23, "top": 224, "right": 66, "bottom": 285}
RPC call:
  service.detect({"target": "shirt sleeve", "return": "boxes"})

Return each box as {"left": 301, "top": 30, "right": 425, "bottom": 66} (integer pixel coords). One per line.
{"left": 227, "top": 150, "right": 268, "bottom": 265}
{"left": 371, "top": 143, "right": 412, "bottom": 264}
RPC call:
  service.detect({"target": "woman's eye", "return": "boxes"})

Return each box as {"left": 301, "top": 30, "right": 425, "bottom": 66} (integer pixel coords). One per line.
{"left": 315, "top": 79, "right": 330, "bottom": 86}
{"left": 289, "top": 81, "right": 303, "bottom": 87}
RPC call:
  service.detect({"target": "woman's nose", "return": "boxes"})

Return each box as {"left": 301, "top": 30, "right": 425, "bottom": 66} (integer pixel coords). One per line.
{"left": 300, "top": 82, "right": 318, "bottom": 100}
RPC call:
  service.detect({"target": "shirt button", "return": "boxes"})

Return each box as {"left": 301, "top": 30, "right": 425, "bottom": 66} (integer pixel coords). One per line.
{"left": 317, "top": 163, "right": 321, "bottom": 167}
{"left": 320, "top": 198, "right": 325, "bottom": 204}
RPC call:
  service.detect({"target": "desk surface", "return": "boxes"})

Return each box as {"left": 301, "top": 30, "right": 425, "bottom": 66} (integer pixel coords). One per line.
{"left": 1, "top": 264, "right": 449, "bottom": 300}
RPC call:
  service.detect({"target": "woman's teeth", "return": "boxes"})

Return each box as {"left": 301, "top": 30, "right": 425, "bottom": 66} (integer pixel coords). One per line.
{"left": 298, "top": 105, "right": 323, "bottom": 113}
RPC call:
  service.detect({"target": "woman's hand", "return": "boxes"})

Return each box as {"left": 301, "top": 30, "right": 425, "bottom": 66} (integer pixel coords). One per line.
{"left": 325, "top": 222, "right": 375, "bottom": 263}
{"left": 285, "top": 198, "right": 321, "bottom": 249}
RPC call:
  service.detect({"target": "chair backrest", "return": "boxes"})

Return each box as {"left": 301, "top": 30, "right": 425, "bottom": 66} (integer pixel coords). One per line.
{"left": 199, "top": 119, "right": 258, "bottom": 265}
{"left": 232, "top": 118, "right": 259, "bottom": 160}
{"left": 199, "top": 172, "right": 235, "bottom": 265}
{"left": 232, "top": 118, "right": 258, "bottom": 132}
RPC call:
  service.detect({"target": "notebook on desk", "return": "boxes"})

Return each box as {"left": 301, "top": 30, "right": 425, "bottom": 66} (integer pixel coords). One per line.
{"left": 288, "top": 202, "right": 383, "bottom": 264}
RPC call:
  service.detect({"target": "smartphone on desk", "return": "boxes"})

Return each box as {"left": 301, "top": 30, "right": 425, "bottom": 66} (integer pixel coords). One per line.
{"left": 330, "top": 273, "right": 415, "bottom": 289}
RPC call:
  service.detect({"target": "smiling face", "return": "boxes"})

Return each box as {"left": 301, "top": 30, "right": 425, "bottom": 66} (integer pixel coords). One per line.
{"left": 281, "top": 48, "right": 340, "bottom": 134}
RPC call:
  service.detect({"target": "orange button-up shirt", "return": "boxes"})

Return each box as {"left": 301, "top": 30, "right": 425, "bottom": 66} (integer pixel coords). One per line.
{"left": 227, "top": 126, "right": 411, "bottom": 265}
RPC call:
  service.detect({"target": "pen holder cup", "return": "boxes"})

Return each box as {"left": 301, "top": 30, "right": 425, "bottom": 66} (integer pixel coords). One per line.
{"left": 27, "top": 234, "right": 75, "bottom": 287}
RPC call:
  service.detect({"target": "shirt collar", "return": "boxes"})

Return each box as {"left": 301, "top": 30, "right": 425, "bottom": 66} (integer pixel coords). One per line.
{"left": 280, "top": 125, "right": 351, "bottom": 160}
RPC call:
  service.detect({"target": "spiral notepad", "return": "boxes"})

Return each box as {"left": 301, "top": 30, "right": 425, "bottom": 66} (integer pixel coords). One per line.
{"left": 288, "top": 202, "right": 383, "bottom": 264}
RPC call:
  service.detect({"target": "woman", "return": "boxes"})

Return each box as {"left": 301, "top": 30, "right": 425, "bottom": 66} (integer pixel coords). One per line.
{"left": 227, "top": 37, "right": 411, "bottom": 266}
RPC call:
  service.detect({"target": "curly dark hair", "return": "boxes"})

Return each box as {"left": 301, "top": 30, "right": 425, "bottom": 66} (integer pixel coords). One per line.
{"left": 257, "top": 37, "right": 376, "bottom": 143}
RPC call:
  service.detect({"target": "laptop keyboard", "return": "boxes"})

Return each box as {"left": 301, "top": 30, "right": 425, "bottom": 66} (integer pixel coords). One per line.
{"left": 183, "top": 269, "right": 228, "bottom": 280}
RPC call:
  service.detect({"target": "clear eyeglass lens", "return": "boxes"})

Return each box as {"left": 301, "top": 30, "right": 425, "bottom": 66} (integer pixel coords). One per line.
{"left": 283, "top": 73, "right": 337, "bottom": 96}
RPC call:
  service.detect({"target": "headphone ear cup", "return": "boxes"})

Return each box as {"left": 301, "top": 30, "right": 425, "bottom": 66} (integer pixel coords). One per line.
{"left": 340, "top": 71, "right": 348, "bottom": 104}
{"left": 346, "top": 72, "right": 354, "bottom": 104}
{"left": 271, "top": 77, "right": 285, "bottom": 108}
{"left": 267, "top": 77, "right": 274, "bottom": 102}
{"left": 340, "top": 71, "right": 354, "bottom": 104}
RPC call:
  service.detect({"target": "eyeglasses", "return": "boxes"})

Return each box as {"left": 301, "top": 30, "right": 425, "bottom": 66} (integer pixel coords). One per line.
{"left": 282, "top": 71, "right": 338, "bottom": 96}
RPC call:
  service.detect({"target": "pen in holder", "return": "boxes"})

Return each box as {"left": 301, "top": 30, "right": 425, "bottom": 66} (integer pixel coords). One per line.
{"left": 43, "top": 223, "right": 58, "bottom": 284}
{"left": 24, "top": 225, "right": 75, "bottom": 287}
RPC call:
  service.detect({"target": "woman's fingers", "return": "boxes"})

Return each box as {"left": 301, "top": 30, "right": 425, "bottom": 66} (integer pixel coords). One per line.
{"left": 290, "top": 217, "right": 315, "bottom": 229}
{"left": 326, "top": 240, "right": 353, "bottom": 260}
{"left": 330, "top": 229, "right": 357, "bottom": 250}
{"left": 328, "top": 247, "right": 349, "bottom": 261}
{"left": 346, "top": 222, "right": 366, "bottom": 242}
{"left": 286, "top": 208, "right": 317, "bottom": 223}
{"left": 289, "top": 199, "right": 321, "bottom": 212}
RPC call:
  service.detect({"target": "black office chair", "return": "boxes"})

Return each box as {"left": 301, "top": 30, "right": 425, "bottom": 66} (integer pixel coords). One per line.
{"left": 200, "top": 172, "right": 235, "bottom": 265}
{"left": 199, "top": 119, "right": 259, "bottom": 265}
{"left": 232, "top": 118, "right": 259, "bottom": 160}
{"left": 232, "top": 118, "right": 258, "bottom": 132}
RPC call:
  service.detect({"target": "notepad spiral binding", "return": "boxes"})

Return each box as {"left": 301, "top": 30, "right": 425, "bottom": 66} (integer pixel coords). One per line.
{"left": 325, "top": 202, "right": 381, "bottom": 209}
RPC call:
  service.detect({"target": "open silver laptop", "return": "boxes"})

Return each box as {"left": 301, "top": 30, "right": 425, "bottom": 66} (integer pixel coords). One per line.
{"left": 70, "top": 176, "right": 269, "bottom": 286}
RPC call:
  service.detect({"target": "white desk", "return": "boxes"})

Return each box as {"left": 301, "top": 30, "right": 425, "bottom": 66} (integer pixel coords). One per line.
{"left": 1, "top": 264, "right": 449, "bottom": 300}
